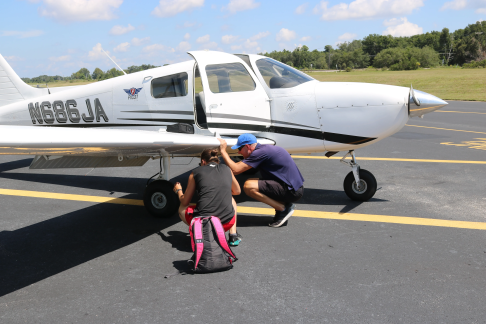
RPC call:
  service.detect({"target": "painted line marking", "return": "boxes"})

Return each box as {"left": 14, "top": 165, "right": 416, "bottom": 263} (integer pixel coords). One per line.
{"left": 0, "top": 188, "right": 486, "bottom": 231}
{"left": 406, "top": 124, "right": 486, "bottom": 135}
{"left": 0, "top": 189, "right": 144, "bottom": 206}
{"left": 237, "top": 207, "right": 486, "bottom": 231}
{"left": 292, "top": 156, "right": 486, "bottom": 164}
{"left": 437, "top": 110, "right": 486, "bottom": 115}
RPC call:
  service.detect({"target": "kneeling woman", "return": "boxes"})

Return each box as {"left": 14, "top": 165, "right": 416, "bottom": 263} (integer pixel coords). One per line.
{"left": 173, "top": 148, "right": 242, "bottom": 246}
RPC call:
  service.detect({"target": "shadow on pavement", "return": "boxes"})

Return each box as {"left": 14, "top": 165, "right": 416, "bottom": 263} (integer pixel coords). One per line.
{"left": 0, "top": 202, "right": 180, "bottom": 297}
{"left": 0, "top": 158, "right": 33, "bottom": 173}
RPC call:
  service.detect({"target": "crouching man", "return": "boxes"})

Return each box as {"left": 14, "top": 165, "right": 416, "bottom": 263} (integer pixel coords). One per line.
{"left": 218, "top": 134, "right": 304, "bottom": 228}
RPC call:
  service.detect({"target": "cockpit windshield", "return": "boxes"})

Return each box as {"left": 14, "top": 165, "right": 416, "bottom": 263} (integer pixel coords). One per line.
{"left": 255, "top": 58, "right": 314, "bottom": 89}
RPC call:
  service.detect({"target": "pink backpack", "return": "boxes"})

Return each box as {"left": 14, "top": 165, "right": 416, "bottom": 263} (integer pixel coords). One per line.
{"left": 188, "top": 216, "right": 237, "bottom": 273}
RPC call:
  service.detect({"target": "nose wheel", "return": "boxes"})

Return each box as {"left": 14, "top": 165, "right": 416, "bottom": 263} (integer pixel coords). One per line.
{"left": 340, "top": 151, "right": 377, "bottom": 201}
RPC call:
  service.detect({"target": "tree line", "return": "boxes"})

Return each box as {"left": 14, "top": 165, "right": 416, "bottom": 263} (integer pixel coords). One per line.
{"left": 22, "top": 64, "right": 159, "bottom": 84}
{"left": 263, "top": 20, "right": 486, "bottom": 71}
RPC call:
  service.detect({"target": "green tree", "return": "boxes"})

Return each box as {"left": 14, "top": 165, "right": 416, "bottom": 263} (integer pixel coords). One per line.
{"left": 92, "top": 68, "right": 104, "bottom": 80}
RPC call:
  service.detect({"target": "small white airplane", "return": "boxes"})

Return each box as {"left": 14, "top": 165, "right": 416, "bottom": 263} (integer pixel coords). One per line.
{"left": 0, "top": 51, "right": 447, "bottom": 217}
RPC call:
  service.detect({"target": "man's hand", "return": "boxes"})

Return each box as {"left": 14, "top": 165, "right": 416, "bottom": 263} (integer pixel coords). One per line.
{"left": 217, "top": 138, "right": 227, "bottom": 153}
{"left": 173, "top": 182, "right": 182, "bottom": 193}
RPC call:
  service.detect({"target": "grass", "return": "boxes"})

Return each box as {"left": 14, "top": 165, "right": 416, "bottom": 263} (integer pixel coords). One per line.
{"left": 26, "top": 80, "right": 96, "bottom": 88}
{"left": 307, "top": 67, "right": 486, "bottom": 101}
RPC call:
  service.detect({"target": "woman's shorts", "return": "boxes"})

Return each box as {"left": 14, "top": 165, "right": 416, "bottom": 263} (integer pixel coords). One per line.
{"left": 185, "top": 206, "right": 236, "bottom": 232}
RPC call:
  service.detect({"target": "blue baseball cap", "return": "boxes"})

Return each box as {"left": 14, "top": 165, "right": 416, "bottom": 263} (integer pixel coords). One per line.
{"left": 231, "top": 133, "right": 258, "bottom": 150}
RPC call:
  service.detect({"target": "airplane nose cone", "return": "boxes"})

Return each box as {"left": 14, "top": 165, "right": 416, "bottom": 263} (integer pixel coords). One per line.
{"left": 409, "top": 89, "right": 448, "bottom": 117}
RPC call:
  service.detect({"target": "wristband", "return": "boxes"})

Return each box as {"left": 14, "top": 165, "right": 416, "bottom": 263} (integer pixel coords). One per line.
{"left": 175, "top": 189, "right": 182, "bottom": 193}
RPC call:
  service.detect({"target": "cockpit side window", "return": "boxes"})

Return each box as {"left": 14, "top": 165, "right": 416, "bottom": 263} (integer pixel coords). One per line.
{"left": 255, "top": 58, "right": 314, "bottom": 89}
{"left": 151, "top": 72, "right": 188, "bottom": 98}
{"left": 205, "top": 63, "right": 255, "bottom": 93}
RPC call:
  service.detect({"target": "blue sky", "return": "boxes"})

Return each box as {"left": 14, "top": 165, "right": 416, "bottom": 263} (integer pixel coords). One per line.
{"left": 1, "top": 0, "right": 483, "bottom": 77}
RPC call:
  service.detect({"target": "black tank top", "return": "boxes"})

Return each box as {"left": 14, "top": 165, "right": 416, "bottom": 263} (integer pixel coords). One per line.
{"left": 192, "top": 162, "right": 234, "bottom": 224}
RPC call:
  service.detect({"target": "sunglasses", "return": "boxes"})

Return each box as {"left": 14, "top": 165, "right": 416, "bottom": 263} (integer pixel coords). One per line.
{"left": 237, "top": 145, "right": 246, "bottom": 152}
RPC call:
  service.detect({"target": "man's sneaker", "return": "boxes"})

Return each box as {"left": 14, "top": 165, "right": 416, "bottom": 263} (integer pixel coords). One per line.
{"left": 228, "top": 232, "right": 242, "bottom": 246}
{"left": 269, "top": 203, "right": 295, "bottom": 228}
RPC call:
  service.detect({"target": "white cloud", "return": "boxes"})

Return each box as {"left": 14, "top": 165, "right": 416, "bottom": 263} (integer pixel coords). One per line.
{"left": 49, "top": 55, "right": 71, "bottom": 62}
{"left": 176, "top": 41, "right": 191, "bottom": 52}
{"left": 39, "top": 0, "right": 123, "bottom": 22}
{"left": 152, "top": 0, "right": 204, "bottom": 17}
{"left": 196, "top": 34, "right": 210, "bottom": 43}
{"left": 88, "top": 43, "right": 111, "bottom": 60}
{"left": 143, "top": 44, "right": 166, "bottom": 53}
{"left": 131, "top": 37, "right": 150, "bottom": 46}
{"left": 441, "top": 0, "right": 486, "bottom": 13}
{"left": 114, "top": 42, "right": 130, "bottom": 52}
{"left": 295, "top": 3, "right": 308, "bottom": 14}
{"left": 222, "top": 34, "right": 239, "bottom": 44}
{"left": 338, "top": 32, "right": 357, "bottom": 41}
{"left": 249, "top": 31, "right": 270, "bottom": 41}
{"left": 4, "top": 56, "right": 23, "bottom": 62}
{"left": 276, "top": 28, "right": 296, "bottom": 41}
{"left": 300, "top": 36, "right": 312, "bottom": 41}
{"left": 184, "top": 33, "right": 191, "bottom": 40}
{"left": 109, "top": 24, "right": 135, "bottom": 35}
{"left": 231, "top": 45, "right": 243, "bottom": 50}
{"left": 0, "top": 30, "right": 44, "bottom": 38}
{"left": 200, "top": 41, "right": 218, "bottom": 50}
{"left": 314, "top": 0, "right": 424, "bottom": 21}
{"left": 244, "top": 39, "right": 258, "bottom": 49}
{"left": 382, "top": 17, "right": 423, "bottom": 37}
{"left": 223, "top": 0, "right": 260, "bottom": 14}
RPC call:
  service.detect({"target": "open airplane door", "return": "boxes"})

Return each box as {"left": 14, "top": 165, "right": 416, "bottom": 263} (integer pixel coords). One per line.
{"left": 188, "top": 51, "right": 271, "bottom": 134}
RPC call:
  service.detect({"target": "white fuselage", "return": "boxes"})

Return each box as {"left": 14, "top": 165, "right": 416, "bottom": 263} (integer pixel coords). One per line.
{"left": 0, "top": 53, "right": 412, "bottom": 156}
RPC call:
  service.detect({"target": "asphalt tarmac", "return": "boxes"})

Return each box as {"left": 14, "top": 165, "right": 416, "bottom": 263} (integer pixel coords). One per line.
{"left": 1, "top": 101, "right": 485, "bottom": 323}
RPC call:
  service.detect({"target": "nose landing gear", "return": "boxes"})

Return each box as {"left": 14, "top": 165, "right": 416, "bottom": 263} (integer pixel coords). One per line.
{"left": 143, "top": 154, "right": 180, "bottom": 218}
{"left": 340, "top": 150, "right": 377, "bottom": 201}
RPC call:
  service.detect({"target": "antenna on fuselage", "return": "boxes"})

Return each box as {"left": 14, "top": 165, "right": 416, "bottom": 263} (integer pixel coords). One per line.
{"left": 101, "top": 48, "right": 127, "bottom": 75}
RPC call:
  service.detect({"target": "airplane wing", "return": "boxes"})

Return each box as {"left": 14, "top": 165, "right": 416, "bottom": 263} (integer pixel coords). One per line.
{"left": 0, "top": 125, "right": 274, "bottom": 157}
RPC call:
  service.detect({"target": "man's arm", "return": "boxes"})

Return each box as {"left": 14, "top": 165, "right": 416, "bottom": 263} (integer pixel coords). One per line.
{"left": 218, "top": 138, "right": 253, "bottom": 175}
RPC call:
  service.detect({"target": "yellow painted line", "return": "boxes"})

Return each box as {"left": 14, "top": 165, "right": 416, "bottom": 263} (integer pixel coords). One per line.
{"left": 410, "top": 105, "right": 443, "bottom": 112}
{"left": 292, "top": 155, "right": 486, "bottom": 164}
{"left": 437, "top": 110, "right": 486, "bottom": 115}
{"left": 0, "top": 188, "right": 144, "bottom": 206}
{"left": 237, "top": 206, "right": 486, "bottom": 231}
{"left": 0, "top": 188, "right": 485, "bottom": 231}
{"left": 406, "top": 124, "right": 486, "bottom": 135}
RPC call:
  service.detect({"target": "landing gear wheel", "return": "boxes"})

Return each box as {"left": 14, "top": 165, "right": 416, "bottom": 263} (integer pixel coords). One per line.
{"left": 343, "top": 169, "right": 377, "bottom": 201}
{"left": 143, "top": 180, "right": 180, "bottom": 218}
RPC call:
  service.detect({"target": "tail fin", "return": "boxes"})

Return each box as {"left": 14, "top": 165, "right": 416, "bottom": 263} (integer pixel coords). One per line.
{"left": 0, "top": 54, "right": 48, "bottom": 107}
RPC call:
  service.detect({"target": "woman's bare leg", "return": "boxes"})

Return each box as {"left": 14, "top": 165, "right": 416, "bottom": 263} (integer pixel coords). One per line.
{"left": 178, "top": 205, "right": 189, "bottom": 226}
{"left": 229, "top": 197, "right": 237, "bottom": 235}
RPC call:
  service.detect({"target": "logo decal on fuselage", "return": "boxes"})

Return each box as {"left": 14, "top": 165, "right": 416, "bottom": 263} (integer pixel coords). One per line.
{"left": 124, "top": 87, "right": 142, "bottom": 100}
{"left": 28, "top": 98, "right": 109, "bottom": 125}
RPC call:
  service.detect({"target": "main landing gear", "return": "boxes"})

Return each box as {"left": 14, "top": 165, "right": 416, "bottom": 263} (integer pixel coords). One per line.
{"left": 143, "top": 154, "right": 180, "bottom": 218}
{"left": 340, "top": 150, "right": 377, "bottom": 201}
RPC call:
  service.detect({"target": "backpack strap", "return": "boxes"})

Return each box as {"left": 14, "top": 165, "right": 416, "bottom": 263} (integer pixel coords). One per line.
{"left": 209, "top": 216, "right": 237, "bottom": 260}
{"left": 192, "top": 217, "right": 205, "bottom": 269}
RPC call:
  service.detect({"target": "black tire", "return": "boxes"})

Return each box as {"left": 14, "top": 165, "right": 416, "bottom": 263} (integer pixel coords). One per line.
{"left": 143, "top": 180, "right": 180, "bottom": 218}
{"left": 343, "top": 169, "right": 377, "bottom": 201}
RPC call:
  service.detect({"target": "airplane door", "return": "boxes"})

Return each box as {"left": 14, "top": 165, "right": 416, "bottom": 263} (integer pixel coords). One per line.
{"left": 188, "top": 51, "right": 271, "bottom": 134}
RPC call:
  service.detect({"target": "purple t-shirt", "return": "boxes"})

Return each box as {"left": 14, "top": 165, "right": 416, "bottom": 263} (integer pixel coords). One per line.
{"left": 242, "top": 144, "right": 304, "bottom": 191}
